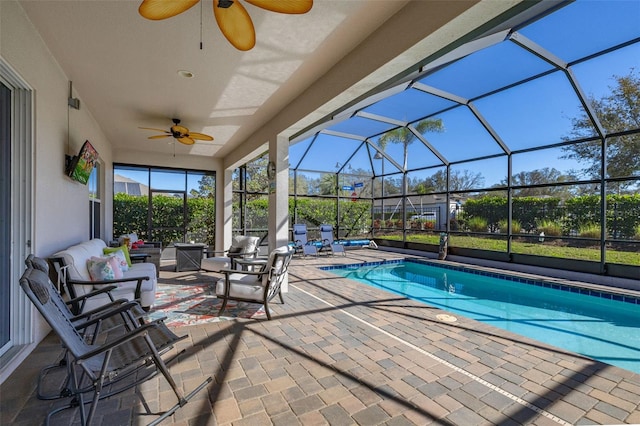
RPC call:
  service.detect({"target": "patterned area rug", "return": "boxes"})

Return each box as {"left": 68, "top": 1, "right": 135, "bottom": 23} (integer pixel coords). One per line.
{"left": 148, "top": 282, "right": 266, "bottom": 327}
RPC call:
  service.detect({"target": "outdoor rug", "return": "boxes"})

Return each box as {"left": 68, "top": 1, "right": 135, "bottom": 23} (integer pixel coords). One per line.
{"left": 148, "top": 282, "right": 266, "bottom": 327}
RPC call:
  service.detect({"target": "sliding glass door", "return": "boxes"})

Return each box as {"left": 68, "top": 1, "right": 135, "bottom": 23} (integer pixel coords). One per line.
{"left": 0, "top": 82, "right": 10, "bottom": 354}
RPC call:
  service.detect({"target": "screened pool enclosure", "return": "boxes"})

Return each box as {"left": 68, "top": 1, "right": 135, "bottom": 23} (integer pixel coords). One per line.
{"left": 281, "top": 0, "right": 639, "bottom": 278}
{"left": 112, "top": 1, "right": 639, "bottom": 279}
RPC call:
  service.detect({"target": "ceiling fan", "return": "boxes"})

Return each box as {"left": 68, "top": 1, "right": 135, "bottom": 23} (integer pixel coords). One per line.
{"left": 139, "top": 118, "right": 214, "bottom": 145}
{"left": 138, "top": 0, "right": 313, "bottom": 51}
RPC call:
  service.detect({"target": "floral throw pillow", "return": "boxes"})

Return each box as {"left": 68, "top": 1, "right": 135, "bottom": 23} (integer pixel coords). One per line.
{"left": 102, "top": 248, "right": 129, "bottom": 272}
{"left": 103, "top": 245, "right": 132, "bottom": 267}
{"left": 87, "top": 256, "right": 123, "bottom": 281}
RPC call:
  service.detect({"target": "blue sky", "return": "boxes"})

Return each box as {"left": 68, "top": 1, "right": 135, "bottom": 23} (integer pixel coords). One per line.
{"left": 291, "top": 0, "right": 640, "bottom": 188}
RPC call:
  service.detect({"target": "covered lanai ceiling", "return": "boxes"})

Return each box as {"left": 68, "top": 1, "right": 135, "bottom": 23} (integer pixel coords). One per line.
{"left": 18, "top": 0, "right": 415, "bottom": 159}
{"left": 290, "top": 0, "right": 640, "bottom": 186}
{"left": 19, "top": 0, "right": 523, "bottom": 163}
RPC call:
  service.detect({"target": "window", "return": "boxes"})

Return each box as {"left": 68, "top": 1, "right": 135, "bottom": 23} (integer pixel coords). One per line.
{"left": 89, "top": 163, "right": 101, "bottom": 239}
{"left": 113, "top": 164, "right": 215, "bottom": 246}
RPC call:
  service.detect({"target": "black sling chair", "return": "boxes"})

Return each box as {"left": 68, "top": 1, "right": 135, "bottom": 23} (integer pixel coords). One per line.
{"left": 20, "top": 264, "right": 211, "bottom": 425}
{"left": 26, "top": 254, "right": 141, "bottom": 400}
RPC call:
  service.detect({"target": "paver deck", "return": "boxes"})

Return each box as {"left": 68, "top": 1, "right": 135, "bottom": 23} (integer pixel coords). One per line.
{"left": 2, "top": 248, "right": 639, "bottom": 425}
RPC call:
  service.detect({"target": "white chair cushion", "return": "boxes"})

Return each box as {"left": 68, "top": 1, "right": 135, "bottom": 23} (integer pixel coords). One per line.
{"left": 202, "top": 236, "right": 260, "bottom": 272}
{"left": 231, "top": 236, "right": 259, "bottom": 253}
{"left": 201, "top": 257, "right": 231, "bottom": 272}
{"left": 216, "top": 274, "right": 264, "bottom": 301}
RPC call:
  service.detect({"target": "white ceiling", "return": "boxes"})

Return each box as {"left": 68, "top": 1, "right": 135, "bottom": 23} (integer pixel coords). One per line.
{"left": 19, "top": 0, "right": 517, "bottom": 163}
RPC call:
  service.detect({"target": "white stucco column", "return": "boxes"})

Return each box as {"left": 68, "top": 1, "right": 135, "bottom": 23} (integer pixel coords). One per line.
{"left": 268, "top": 134, "right": 290, "bottom": 251}
{"left": 216, "top": 167, "right": 234, "bottom": 252}
{"left": 268, "top": 134, "right": 290, "bottom": 290}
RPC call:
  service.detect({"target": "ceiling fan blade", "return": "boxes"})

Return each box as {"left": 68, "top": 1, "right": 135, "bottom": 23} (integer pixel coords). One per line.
{"left": 177, "top": 136, "right": 196, "bottom": 145}
{"left": 139, "top": 127, "right": 170, "bottom": 133}
{"left": 214, "top": 0, "right": 256, "bottom": 51}
{"left": 245, "top": 0, "right": 312, "bottom": 14}
{"left": 148, "top": 135, "right": 172, "bottom": 139}
{"left": 171, "top": 124, "right": 190, "bottom": 135}
{"left": 138, "top": 0, "right": 199, "bottom": 20}
{"left": 189, "top": 132, "right": 214, "bottom": 141}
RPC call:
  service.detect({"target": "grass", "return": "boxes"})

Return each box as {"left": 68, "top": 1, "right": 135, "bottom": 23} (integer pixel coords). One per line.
{"left": 380, "top": 232, "right": 640, "bottom": 266}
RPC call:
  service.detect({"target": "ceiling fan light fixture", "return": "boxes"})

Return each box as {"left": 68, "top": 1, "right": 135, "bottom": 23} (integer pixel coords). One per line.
{"left": 217, "top": 0, "right": 234, "bottom": 8}
{"left": 140, "top": 118, "right": 214, "bottom": 145}
{"left": 177, "top": 70, "right": 194, "bottom": 78}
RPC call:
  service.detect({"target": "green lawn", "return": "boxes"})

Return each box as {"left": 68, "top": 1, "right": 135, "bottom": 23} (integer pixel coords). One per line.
{"left": 377, "top": 233, "right": 640, "bottom": 266}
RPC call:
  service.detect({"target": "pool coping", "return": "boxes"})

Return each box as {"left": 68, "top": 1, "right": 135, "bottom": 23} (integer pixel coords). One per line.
{"left": 320, "top": 256, "right": 640, "bottom": 306}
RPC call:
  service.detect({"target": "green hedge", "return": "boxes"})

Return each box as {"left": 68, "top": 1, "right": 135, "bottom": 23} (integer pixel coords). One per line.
{"left": 114, "top": 193, "right": 639, "bottom": 246}
{"left": 114, "top": 194, "right": 372, "bottom": 246}
{"left": 114, "top": 193, "right": 215, "bottom": 246}
{"left": 461, "top": 194, "right": 640, "bottom": 239}
{"left": 287, "top": 198, "right": 371, "bottom": 237}
{"left": 565, "top": 194, "right": 640, "bottom": 238}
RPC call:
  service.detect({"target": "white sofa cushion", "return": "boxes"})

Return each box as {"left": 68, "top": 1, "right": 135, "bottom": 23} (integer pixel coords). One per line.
{"left": 51, "top": 238, "right": 157, "bottom": 312}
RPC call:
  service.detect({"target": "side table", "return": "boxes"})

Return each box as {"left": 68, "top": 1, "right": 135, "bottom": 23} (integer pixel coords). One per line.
{"left": 175, "top": 243, "right": 206, "bottom": 272}
{"left": 130, "top": 253, "right": 150, "bottom": 264}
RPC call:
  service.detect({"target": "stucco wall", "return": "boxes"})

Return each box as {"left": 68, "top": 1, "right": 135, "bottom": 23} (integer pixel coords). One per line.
{"left": 0, "top": 0, "right": 115, "bottom": 380}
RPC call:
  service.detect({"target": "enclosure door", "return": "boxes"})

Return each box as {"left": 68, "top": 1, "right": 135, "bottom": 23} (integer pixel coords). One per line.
{"left": 150, "top": 190, "right": 187, "bottom": 244}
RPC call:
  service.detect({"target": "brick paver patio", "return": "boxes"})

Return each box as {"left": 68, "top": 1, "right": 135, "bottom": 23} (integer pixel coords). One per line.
{"left": 2, "top": 248, "right": 639, "bottom": 425}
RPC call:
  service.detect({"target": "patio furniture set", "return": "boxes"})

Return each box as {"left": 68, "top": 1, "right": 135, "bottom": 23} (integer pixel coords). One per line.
{"left": 20, "top": 234, "right": 295, "bottom": 424}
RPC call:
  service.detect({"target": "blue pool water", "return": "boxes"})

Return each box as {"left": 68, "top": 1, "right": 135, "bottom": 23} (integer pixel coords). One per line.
{"left": 325, "top": 259, "right": 640, "bottom": 374}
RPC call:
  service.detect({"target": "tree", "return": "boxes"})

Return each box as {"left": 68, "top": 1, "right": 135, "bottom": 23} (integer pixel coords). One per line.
{"left": 240, "top": 154, "right": 269, "bottom": 193}
{"left": 411, "top": 169, "right": 484, "bottom": 193}
{"left": 562, "top": 70, "right": 640, "bottom": 189}
{"left": 500, "top": 168, "right": 577, "bottom": 197}
{"left": 318, "top": 173, "right": 336, "bottom": 196}
{"left": 191, "top": 174, "right": 215, "bottom": 197}
{"left": 377, "top": 118, "right": 444, "bottom": 166}
{"left": 290, "top": 173, "right": 311, "bottom": 195}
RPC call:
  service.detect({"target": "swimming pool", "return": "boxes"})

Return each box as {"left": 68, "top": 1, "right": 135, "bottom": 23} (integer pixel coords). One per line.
{"left": 324, "top": 259, "right": 640, "bottom": 374}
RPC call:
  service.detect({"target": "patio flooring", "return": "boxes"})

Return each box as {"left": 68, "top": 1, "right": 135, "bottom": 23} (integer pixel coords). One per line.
{"left": 2, "top": 248, "right": 640, "bottom": 425}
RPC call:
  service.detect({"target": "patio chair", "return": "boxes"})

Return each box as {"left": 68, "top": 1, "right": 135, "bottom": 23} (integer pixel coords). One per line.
{"left": 293, "top": 223, "right": 318, "bottom": 257}
{"left": 25, "top": 255, "right": 132, "bottom": 399}
{"left": 201, "top": 235, "right": 260, "bottom": 272}
{"left": 319, "top": 224, "right": 346, "bottom": 256}
{"left": 24, "top": 256, "right": 186, "bottom": 396}
{"left": 216, "top": 245, "right": 294, "bottom": 320}
{"left": 19, "top": 265, "right": 210, "bottom": 425}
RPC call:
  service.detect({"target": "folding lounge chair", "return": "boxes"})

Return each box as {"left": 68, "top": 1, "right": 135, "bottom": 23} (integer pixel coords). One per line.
{"left": 216, "top": 246, "right": 294, "bottom": 320}
{"left": 19, "top": 265, "right": 211, "bottom": 425}
{"left": 25, "top": 255, "right": 139, "bottom": 399}
{"left": 293, "top": 223, "right": 318, "bottom": 257}
{"left": 319, "top": 224, "right": 346, "bottom": 256}
{"left": 26, "top": 255, "right": 183, "bottom": 401}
